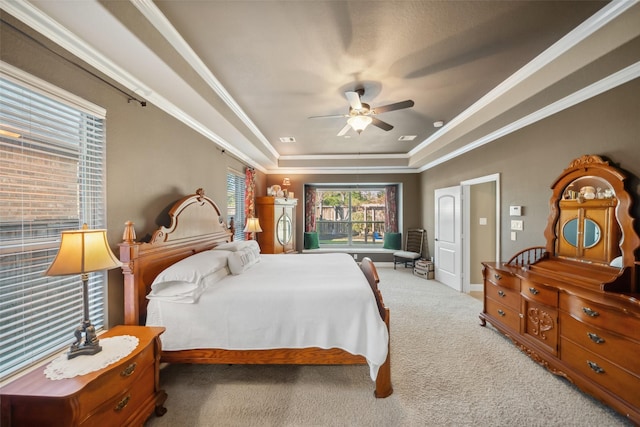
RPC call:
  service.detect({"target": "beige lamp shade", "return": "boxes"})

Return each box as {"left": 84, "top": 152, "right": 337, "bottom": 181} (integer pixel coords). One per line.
{"left": 45, "top": 225, "right": 121, "bottom": 276}
{"left": 243, "top": 217, "right": 263, "bottom": 233}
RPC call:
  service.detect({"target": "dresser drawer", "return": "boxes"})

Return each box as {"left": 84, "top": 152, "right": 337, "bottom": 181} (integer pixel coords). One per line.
{"left": 75, "top": 340, "right": 154, "bottom": 421}
{"left": 485, "top": 280, "right": 520, "bottom": 311}
{"left": 521, "top": 279, "right": 558, "bottom": 307}
{"left": 485, "top": 266, "right": 519, "bottom": 290}
{"left": 559, "top": 294, "right": 640, "bottom": 341}
{"left": 560, "top": 312, "right": 640, "bottom": 375}
{"left": 485, "top": 297, "right": 520, "bottom": 332}
{"left": 523, "top": 300, "right": 558, "bottom": 355}
{"left": 561, "top": 338, "right": 640, "bottom": 410}
{"left": 84, "top": 363, "right": 155, "bottom": 426}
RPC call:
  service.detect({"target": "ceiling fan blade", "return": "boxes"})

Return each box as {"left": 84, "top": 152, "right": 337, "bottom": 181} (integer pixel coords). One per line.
{"left": 345, "top": 91, "right": 363, "bottom": 110}
{"left": 371, "top": 117, "right": 394, "bottom": 131}
{"left": 372, "top": 100, "right": 414, "bottom": 114}
{"left": 308, "top": 113, "right": 348, "bottom": 119}
{"left": 337, "top": 123, "right": 352, "bottom": 136}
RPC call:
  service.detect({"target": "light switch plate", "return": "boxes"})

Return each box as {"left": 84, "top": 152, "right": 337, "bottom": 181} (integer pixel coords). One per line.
{"left": 511, "top": 220, "right": 523, "bottom": 231}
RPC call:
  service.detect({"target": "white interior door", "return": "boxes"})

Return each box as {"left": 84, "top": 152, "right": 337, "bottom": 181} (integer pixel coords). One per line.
{"left": 435, "top": 186, "right": 462, "bottom": 291}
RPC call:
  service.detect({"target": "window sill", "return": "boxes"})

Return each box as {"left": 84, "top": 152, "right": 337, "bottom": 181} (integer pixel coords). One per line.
{"left": 302, "top": 247, "right": 396, "bottom": 254}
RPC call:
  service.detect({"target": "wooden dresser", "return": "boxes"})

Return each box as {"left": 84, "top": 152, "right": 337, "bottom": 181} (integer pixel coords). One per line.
{"left": 0, "top": 325, "right": 167, "bottom": 426}
{"left": 256, "top": 196, "right": 297, "bottom": 254}
{"left": 480, "top": 155, "right": 640, "bottom": 425}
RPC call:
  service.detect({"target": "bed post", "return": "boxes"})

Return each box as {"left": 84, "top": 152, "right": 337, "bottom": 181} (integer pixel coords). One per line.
{"left": 119, "top": 221, "right": 141, "bottom": 325}
{"left": 375, "top": 307, "right": 393, "bottom": 398}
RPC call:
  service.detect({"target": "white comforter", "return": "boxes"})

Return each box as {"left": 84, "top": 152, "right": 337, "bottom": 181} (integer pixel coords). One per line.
{"left": 146, "top": 252, "right": 389, "bottom": 379}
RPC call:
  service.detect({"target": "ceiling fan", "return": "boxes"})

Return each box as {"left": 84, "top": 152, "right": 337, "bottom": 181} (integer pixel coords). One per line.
{"left": 309, "top": 88, "right": 414, "bottom": 136}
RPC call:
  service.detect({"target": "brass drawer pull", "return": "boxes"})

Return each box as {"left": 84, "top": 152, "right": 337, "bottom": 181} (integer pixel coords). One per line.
{"left": 115, "top": 395, "right": 131, "bottom": 412}
{"left": 497, "top": 309, "right": 505, "bottom": 317}
{"left": 528, "top": 287, "right": 539, "bottom": 295}
{"left": 121, "top": 362, "right": 137, "bottom": 377}
{"left": 587, "top": 361, "right": 605, "bottom": 374}
{"left": 497, "top": 290, "right": 505, "bottom": 297}
{"left": 494, "top": 274, "right": 502, "bottom": 280}
{"left": 587, "top": 332, "right": 605, "bottom": 344}
{"left": 582, "top": 307, "right": 599, "bottom": 317}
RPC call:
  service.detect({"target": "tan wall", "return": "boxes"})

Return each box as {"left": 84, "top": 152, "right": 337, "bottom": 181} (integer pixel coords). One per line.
{"left": 420, "top": 78, "right": 640, "bottom": 269}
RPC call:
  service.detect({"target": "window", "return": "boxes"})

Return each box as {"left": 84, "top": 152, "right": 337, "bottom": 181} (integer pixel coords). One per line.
{"left": 227, "top": 169, "right": 246, "bottom": 241}
{"left": 309, "top": 186, "right": 394, "bottom": 247}
{"left": 0, "top": 63, "right": 107, "bottom": 381}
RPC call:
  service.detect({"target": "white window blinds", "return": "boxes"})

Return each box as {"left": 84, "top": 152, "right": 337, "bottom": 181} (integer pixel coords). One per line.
{"left": 227, "top": 169, "right": 246, "bottom": 241}
{"left": 0, "top": 64, "right": 107, "bottom": 381}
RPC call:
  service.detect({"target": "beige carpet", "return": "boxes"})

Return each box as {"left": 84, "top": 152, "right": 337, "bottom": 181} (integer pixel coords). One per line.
{"left": 145, "top": 266, "right": 632, "bottom": 426}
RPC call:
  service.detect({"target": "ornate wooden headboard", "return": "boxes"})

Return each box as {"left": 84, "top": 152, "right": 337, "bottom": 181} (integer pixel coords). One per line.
{"left": 119, "top": 188, "right": 232, "bottom": 325}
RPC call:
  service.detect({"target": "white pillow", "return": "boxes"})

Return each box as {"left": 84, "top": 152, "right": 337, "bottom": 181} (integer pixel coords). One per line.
{"left": 213, "top": 240, "right": 261, "bottom": 253}
{"left": 227, "top": 245, "right": 261, "bottom": 275}
{"left": 147, "top": 267, "right": 230, "bottom": 303}
{"left": 147, "top": 281, "right": 205, "bottom": 304}
{"left": 152, "top": 250, "right": 230, "bottom": 286}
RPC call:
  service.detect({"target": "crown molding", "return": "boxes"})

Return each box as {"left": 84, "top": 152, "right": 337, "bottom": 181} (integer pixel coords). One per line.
{"left": 417, "top": 61, "right": 640, "bottom": 172}
{"left": 409, "top": 0, "right": 639, "bottom": 158}
{"left": 130, "top": 0, "right": 280, "bottom": 160}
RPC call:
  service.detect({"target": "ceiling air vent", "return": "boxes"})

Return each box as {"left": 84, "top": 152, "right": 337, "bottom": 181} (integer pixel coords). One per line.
{"left": 398, "top": 135, "right": 417, "bottom": 141}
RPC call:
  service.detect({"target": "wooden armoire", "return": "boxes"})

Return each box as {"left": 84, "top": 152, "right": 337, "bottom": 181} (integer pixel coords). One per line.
{"left": 255, "top": 196, "right": 297, "bottom": 254}
{"left": 480, "top": 155, "right": 640, "bottom": 424}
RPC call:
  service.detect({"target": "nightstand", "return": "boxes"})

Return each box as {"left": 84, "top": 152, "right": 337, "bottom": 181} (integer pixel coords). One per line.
{"left": 0, "top": 325, "right": 167, "bottom": 426}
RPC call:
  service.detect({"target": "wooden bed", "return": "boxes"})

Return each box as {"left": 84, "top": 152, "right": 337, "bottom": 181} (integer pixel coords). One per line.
{"left": 118, "top": 189, "right": 393, "bottom": 398}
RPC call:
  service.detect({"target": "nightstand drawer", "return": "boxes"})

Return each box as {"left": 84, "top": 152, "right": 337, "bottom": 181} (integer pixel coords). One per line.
{"left": 559, "top": 312, "right": 640, "bottom": 375}
{"left": 85, "top": 364, "right": 155, "bottom": 426}
{"left": 521, "top": 279, "right": 558, "bottom": 307}
{"left": 76, "top": 340, "right": 154, "bottom": 418}
{"left": 560, "top": 294, "right": 640, "bottom": 341}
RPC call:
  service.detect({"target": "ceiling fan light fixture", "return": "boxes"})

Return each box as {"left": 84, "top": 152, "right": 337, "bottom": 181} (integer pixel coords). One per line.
{"left": 347, "top": 115, "right": 373, "bottom": 134}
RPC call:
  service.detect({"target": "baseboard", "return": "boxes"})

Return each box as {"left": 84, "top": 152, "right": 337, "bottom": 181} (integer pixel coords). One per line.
{"left": 470, "top": 283, "right": 483, "bottom": 292}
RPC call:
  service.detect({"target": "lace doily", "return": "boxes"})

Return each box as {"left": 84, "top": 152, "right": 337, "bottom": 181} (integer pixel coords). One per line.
{"left": 44, "top": 335, "right": 139, "bottom": 380}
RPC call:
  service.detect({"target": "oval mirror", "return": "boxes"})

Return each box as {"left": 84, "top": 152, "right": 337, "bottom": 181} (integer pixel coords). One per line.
{"left": 583, "top": 218, "right": 601, "bottom": 248}
{"left": 277, "top": 214, "right": 292, "bottom": 245}
{"left": 563, "top": 219, "right": 579, "bottom": 247}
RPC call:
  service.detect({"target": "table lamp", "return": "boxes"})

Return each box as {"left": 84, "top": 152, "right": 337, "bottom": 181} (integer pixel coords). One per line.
{"left": 282, "top": 177, "right": 291, "bottom": 198}
{"left": 243, "top": 217, "right": 263, "bottom": 240}
{"left": 45, "top": 224, "right": 121, "bottom": 359}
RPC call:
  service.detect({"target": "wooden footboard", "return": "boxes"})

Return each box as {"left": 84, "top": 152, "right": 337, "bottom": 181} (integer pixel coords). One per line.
{"left": 119, "top": 189, "right": 393, "bottom": 398}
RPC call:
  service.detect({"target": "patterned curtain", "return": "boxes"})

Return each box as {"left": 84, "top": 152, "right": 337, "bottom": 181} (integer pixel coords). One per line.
{"left": 385, "top": 185, "right": 398, "bottom": 232}
{"left": 304, "top": 185, "right": 316, "bottom": 232}
{"left": 245, "top": 167, "right": 256, "bottom": 239}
